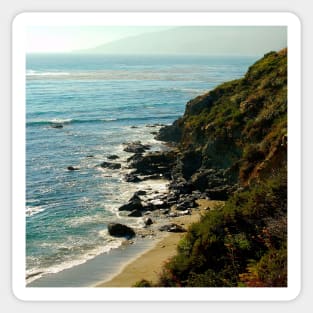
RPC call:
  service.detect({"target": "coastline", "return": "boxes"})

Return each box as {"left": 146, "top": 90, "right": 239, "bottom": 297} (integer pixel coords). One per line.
{"left": 96, "top": 199, "right": 223, "bottom": 287}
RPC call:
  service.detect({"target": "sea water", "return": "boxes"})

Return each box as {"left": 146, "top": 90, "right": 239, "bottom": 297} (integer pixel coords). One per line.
{"left": 26, "top": 53, "right": 257, "bottom": 286}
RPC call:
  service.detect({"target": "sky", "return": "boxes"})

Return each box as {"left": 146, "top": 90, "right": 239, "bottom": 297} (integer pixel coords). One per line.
{"left": 26, "top": 26, "right": 173, "bottom": 53}
{"left": 26, "top": 26, "right": 287, "bottom": 55}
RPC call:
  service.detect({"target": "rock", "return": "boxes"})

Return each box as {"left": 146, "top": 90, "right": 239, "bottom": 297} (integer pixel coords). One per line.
{"left": 159, "top": 208, "right": 170, "bottom": 215}
{"left": 67, "top": 166, "right": 79, "bottom": 171}
{"left": 100, "top": 161, "right": 121, "bottom": 170}
{"left": 107, "top": 155, "right": 119, "bottom": 160}
{"left": 177, "top": 209, "right": 191, "bottom": 216}
{"left": 118, "top": 194, "right": 144, "bottom": 211}
{"left": 158, "top": 223, "right": 186, "bottom": 233}
{"left": 123, "top": 141, "right": 151, "bottom": 153}
{"left": 176, "top": 198, "right": 196, "bottom": 211}
{"left": 128, "top": 209, "right": 142, "bottom": 217}
{"left": 135, "top": 190, "right": 147, "bottom": 196}
{"left": 144, "top": 217, "right": 153, "bottom": 226}
{"left": 129, "top": 151, "right": 175, "bottom": 179}
{"left": 86, "top": 155, "right": 94, "bottom": 158}
{"left": 168, "top": 212, "right": 178, "bottom": 218}
{"left": 51, "top": 124, "right": 63, "bottom": 129}
{"left": 155, "top": 120, "right": 182, "bottom": 143}
{"left": 124, "top": 173, "right": 141, "bottom": 183}
{"left": 108, "top": 223, "right": 135, "bottom": 239}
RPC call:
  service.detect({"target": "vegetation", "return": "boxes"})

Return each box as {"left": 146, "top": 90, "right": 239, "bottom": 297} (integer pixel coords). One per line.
{"left": 157, "top": 166, "right": 287, "bottom": 287}
{"left": 138, "top": 49, "right": 288, "bottom": 287}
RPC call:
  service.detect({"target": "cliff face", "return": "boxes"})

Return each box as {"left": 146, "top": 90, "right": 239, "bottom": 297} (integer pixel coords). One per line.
{"left": 158, "top": 49, "right": 287, "bottom": 192}
{"left": 151, "top": 49, "right": 288, "bottom": 288}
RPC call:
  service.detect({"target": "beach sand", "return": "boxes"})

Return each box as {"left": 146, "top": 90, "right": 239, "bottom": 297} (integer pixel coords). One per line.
{"left": 96, "top": 199, "right": 223, "bottom": 287}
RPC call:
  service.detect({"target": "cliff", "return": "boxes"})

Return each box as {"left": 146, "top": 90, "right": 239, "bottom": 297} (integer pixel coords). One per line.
{"left": 138, "top": 49, "right": 288, "bottom": 287}
{"left": 158, "top": 48, "right": 287, "bottom": 192}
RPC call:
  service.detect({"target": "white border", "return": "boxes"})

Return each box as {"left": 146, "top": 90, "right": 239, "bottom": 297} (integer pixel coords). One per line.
{"left": 12, "top": 12, "right": 301, "bottom": 301}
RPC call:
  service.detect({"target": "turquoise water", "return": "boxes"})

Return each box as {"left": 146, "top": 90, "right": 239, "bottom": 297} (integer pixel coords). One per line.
{"left": 26, "top": 53, "right": 257, "bottom": 285}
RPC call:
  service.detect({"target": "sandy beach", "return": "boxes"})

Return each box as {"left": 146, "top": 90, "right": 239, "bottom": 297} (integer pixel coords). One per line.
{"left": 96, "top": 199, "right": 223, "bottom": 287}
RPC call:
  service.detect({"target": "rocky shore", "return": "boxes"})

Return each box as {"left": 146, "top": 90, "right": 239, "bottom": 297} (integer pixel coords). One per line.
{"left": 106, "top": 128, "right": 235, "bottom": 244}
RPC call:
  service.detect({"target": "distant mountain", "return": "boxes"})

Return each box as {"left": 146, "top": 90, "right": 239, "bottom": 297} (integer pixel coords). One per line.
{"left": 79, "top": 26, "right": 287, "bottom": 56}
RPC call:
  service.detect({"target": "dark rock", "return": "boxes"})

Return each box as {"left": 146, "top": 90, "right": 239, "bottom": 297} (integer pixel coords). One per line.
{"left": 135, "top": 190, "right": 147, "bottom": 196}
{"left": 123, "top": 141, "right": 151, "bottom": 153}
{"left": 67, "top": 166, "right": 79, "bottom": 171}
{"left": 124, "top": 173, "right": 141, "bottom": 183}
{"left": 100, "top": 161, "right": 121, "bottom": 170}
{"left": 158, "top": 223, "right": 186, "bottom": 233}
{"left": 169, "top": 181, "right": 192, "bottom": 194}
{"left": 107, "top": 155, "right": 119, "bottom": 160}
{"left": 205, "top": 185, "right": 235, "bottom": 201}
{"left": 118, "top": 194, "right": 144, "bottom": 211}
{"left": 129, "top": 151, "right": 176, "bottom": 178}
{"left": 51, "top": 124, "right": 63, "bottom": 129}
{"left": 128, "top": 209, "right": 143, "bottom": 217}
{"left": 86, "top": 155, "right": 94, "bottom": 158}
{"left": 127, "top": 153, "right": 143, "bottom": 163}
{"left": 108, "top": 223, "right": 135, "bottom": 238}
{"left": 156, "top": 119, "right": 182, "bottom": 143}
{"left": 144, "top": 217, "right": 153, "bottom": 226}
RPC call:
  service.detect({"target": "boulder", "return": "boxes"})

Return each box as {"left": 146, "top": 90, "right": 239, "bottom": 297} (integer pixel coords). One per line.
{"left": 118, "top": 194, "right": 144, "bottom": 211}
{"left": 51, "top": 124, "right": 63, "bottom": 129}
{"left": 108, "top": 223, "right": 135, "bottom": 239}
{"left": 123, "top": 141, "right": 151, "bottom": 153}
{"left": 135, "top": 190, "right": 147, "bottom": 196}
{"left": 124, "top": 173, "right": 141, "bottom": 183}
{"left": 128, "top": 209, "right": 142, "bottom": 217}
{"left": 67, "top": 166, "right": 79, "bottom": 171}
{"left": 107, "top": 155, "right": 119, "bottom": 160}
{"left": 144, "top": 217, "right": 153, "bottom": 226}
{"left": 158, "top": 223, "right": 186, "bottom": 233}
{"left": 100, "top": 161, "right": 121, "bottom": 170}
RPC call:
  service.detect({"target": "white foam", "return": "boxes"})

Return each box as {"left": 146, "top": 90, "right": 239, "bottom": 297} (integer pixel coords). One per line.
{"left": 26, "top": 238, "right": 123, "bottom": 285}
{"left": 27, "top": 70, "right": 70, "bottom": 77}
{"left": 26, "top": 206, "right": 45, "bottom": 217}
{"left": 50, "top": 118, "right": 72, "bottom": 124}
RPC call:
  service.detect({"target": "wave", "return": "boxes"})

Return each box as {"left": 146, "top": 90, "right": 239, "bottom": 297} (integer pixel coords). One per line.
{"left": 26, "top": 69, "right": 211, "bottom": 82}
{"left": 27, "top": 70, "right": 70, "bottom": 77}
{"left": 26, "top": 206, "right": 45, "bottom": 217}
{"left": 26, "top": 115, "right": 178, "bottom": 127}
{"left": 26, "top": 238, "right": 123, "bottom": 285}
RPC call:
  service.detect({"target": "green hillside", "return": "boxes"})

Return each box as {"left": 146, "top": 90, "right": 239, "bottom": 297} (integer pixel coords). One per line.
{"left": 148, "top": 49, "right": 288, "bottom": 287}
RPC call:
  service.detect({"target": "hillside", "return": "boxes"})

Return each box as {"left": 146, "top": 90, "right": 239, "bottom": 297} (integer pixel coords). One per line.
{"left": 80, "top": 27, "right": 287, "bottom": 56}
{"left": 139, "top": 49, "right": 288, "bottom": 287}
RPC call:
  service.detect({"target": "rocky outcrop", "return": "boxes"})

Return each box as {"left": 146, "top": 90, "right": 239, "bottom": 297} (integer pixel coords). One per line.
{"left": 107, "top": 155, "right": 119, "bottom": 160}
{"left": 100, "top": 161, "right": 121, "bottom": 170}
{"left": 118, "top": 194, "right": 144, "bottom": 212}
{"left": 155, "top": 119, "right": 182, "bottom": 143}
{"left": 129, "top": 151, "right": 176, "bottom": 179}
{"left": 108, "top": 223, "right": 135, "bottom": 239}
{"left": 123, "top": 141, "right": 151, "bottom": 153}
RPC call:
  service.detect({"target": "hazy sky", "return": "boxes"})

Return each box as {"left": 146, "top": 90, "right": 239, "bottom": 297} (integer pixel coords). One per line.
{"left": 26, "top": 26, "right": 173, "bottom": 53}
{"left": 26, "top": 26, "right": 287, "bottom": 55}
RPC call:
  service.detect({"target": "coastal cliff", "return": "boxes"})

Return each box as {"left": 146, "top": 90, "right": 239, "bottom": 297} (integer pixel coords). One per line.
{"left": 136, "top": 49, "right": 288, "bottom": 287}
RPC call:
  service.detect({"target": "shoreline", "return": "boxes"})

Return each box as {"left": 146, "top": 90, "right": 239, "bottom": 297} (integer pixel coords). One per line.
{"left": 96, "top": 199, "right": 223, "bottom": 287}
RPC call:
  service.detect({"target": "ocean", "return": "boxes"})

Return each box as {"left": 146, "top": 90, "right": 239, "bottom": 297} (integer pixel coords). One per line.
{"left": 26, "top": 53, "right": 257, "bottom": 286}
